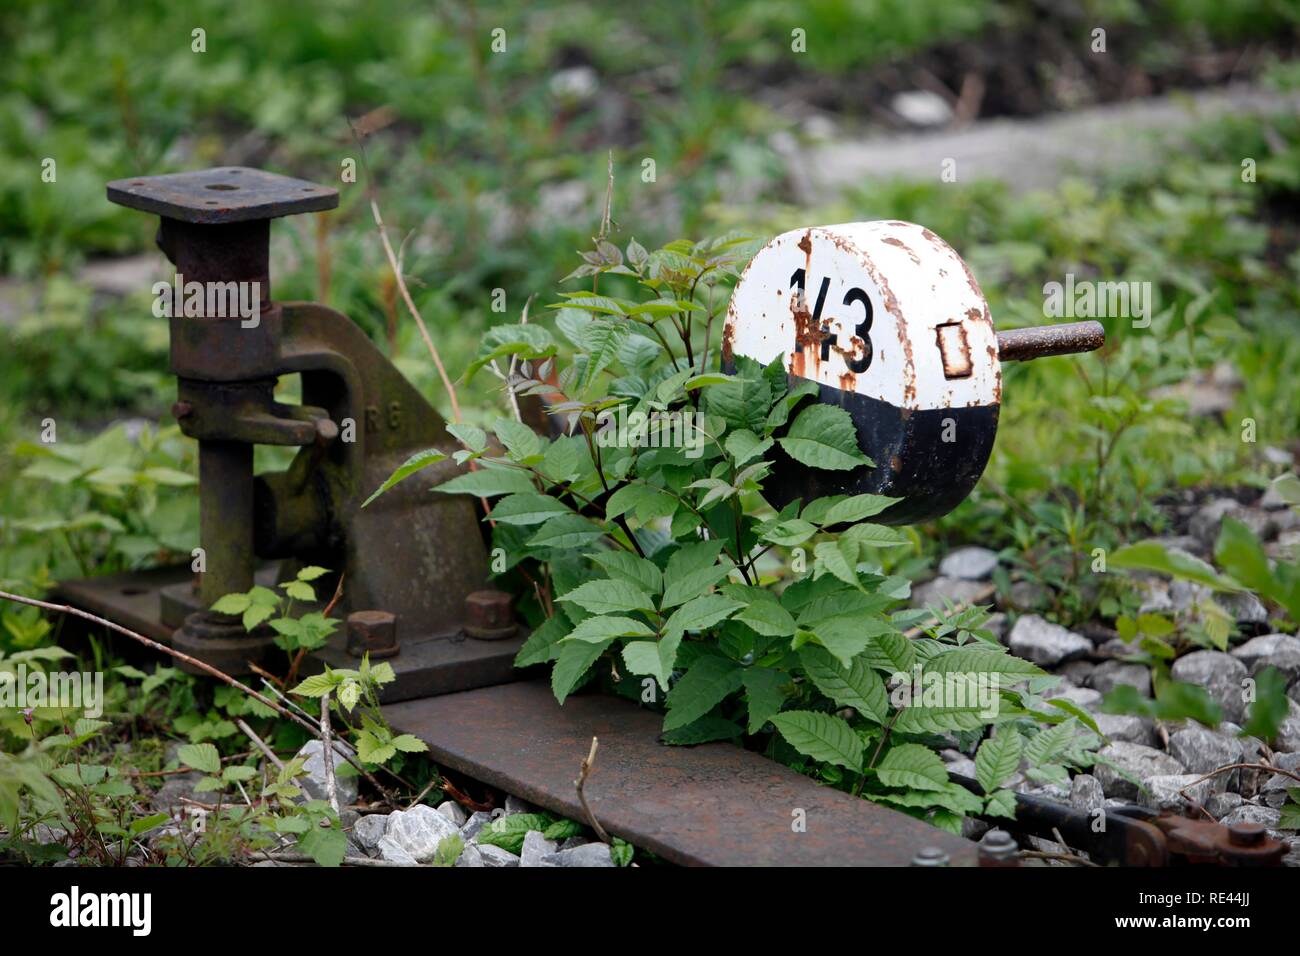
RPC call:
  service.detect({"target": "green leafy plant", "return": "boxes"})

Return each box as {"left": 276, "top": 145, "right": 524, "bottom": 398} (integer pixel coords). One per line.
{"left": 367, "top": 235, "right": 1100, "bottom": 829}
{"left": 212, "top": 566, "right": 340, "bottom": 688}
{"left": 9, "top": 422, "right": 197, "bottom": 576}
{"left": 1102, "top": 475, "right": 1300, "bottom": 823}
{"left": 290, "top": 656, "right": 428, "bottom": 769}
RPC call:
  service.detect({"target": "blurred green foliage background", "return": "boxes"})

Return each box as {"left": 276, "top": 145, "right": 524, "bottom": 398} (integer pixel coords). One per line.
{"left": 1, "top": 0, "right": 1298, "bottom": 632}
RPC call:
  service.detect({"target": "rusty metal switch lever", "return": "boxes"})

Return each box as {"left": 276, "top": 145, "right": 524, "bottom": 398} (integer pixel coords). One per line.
{"left": 997, "top": 320, "right": 1105, "bottom": 362}
{"left": 951, "top": 773, "right": 1287, "bottom": 866}
{"left": 101, "top": 167, "right": 513, "bottom": 687}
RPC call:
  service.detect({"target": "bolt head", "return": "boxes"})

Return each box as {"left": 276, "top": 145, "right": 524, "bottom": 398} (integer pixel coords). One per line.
{"left": 911, "top": 846, "right": 950, "bottom": 867}
{"left": 464, "top": 589, "right": 517, "bottom": 640}
{"left": 346, "top": 610, "right": 399, "bottom": 659}
{"left": 978, "top": 829, "right": 1019, "bottom": 864}
{"left": 1228, "top": 822, "right": 1265, "bottom": 847}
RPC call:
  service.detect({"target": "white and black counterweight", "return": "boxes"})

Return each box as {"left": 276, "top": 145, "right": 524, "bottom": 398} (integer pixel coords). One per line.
{"left": 723, "top": 221, "right": 1104, "bottom": 524}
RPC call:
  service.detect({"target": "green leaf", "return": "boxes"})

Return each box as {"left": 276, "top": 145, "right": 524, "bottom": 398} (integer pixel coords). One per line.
{"left": 975, "top": 727, "right": 1023, "bottom": 794}
{"left": 605, "top": 483, "right": 676, "bottom": 523}
{"left": 1100, "top": 682, "right": 1223, "bottom": 727}
{"left": 448, "top": 423, "right": 488, "bottom": 452}
{"left": 875, "top": 743, "right": 948, "bottom": 791}
{"left": 495, "top": 418, "right": 544, "bottom": 463}
{"left": 1109, "top": 540, "right": 1241, "bottom": 592}
{"left": 589, "top": 550, "right": 663, "bottom": 594}
{"left": 249, "top": 586, "right": 281, "bottom": 606}
{"left": 659, "top": 715, "right": 743, "bottom": 745}
{"left": 735, "top": 594, "right": 796, "bottom": 637}
{"left": 130, "top": 812, "right": 172, "bottom": 835}
{"left": 705, "top": 368, "right": 772, "bottom": 433}
{"left": 356, "top": 731, "right": 397, "bottom": 765}
{"left": 290, "top": 673, "right": 338, "bottom": 698}
{"left": 558, "top": 579, "right": 655, "bottom": 615}
{"left": 466, "top": 324, "right": 556, "bottom": 380}
{"left": 843, "top": 523, "right": 911, "bottom": 548}
{"left": 542, "top": 818, "right": 583, "bottom": 842}
{"left": 803, "top": 494, "right": 897, "bottom": 525}
{"left": 725, "top": 429, "right": 773, "bottom": 466}
{"left": 875, "top": 782, "right": 984, "bottom": 817}
{"left": 489, "top": 493, "right": 571, "bottom": 525}
{"left": 1043, "top": 697, "right": 1102, "bottom": 735}
{"left": 1241, "top": 666, "right": 1291, "bottom": 743}
{"left": 391, "top": 734, "right": 427, "bottom": 754}
{"left": 1217, "top": 518, "right": 1294, "bottom": 616}
{"left": 478, "top": 813, "right": 550, "bottom": 855}
{"left": 815, "top": 539, "right": 862, "bottom": 588}
{"left": 621, "top": 633, "right": 683, "bottom": 691}
{"left": 178, "top": 743, "right": 221, "bottom": 775}
{"left": 565, "top": 615, "right": 655, "bottom": 643}
{"left": 577, "top": 320, "right": 630, "bottom": 394}
{"left": 436, "top": 466, "right": 536, "bottom": 498}
{"left": 759, "top": 517, "right": 817, "bottom": 546}
{"left": 663, "top": 593, "right": 743, "bottom": 638}
{"left": 143, "top": 466, "right": 197, "bottom": 486}
{"left": 298, "top": 825, "right": 347, "bottom": 867}
{"left": 742, "top": 667, "right": 788, "bottom": 733}
{"left": 778, "top": 404, "right": 872, "bottom": 471}
{"left": 661, "top": 540, "right": 734, "bottom": 608}
{"left": 1024, "top": 763, "right": 1069, "bottom": 789}
{"left": 925, "top": 645, "right": 1048, "bottom": 681}
{"left": 210, "top": 592, "right": 252, "bottom": 615}
{"left": 527, "top": 514, "right": 607, "bottom": 550}
{"left": 1278, "top": 800, "right": 1300, "bottom": 830}
{"left": 362, "top": 449, "right": 447, "bottom": 507}
{"left": 688, "top": 478, "right": 735, "bottom": 510}
{"left": 771, "top": 711, "right": 864, "bottom": 771}
{"left": 800, "top": 615, "right": 896, "bottom": 669}
{"left": 797, "top": 646, "right": 888, "bottom": 722}
{"left": 663, "top": 656, "right": 744, "bottom": 731}
{"left": 281, "top": 580, "right": 316, "bottom": 602}
{"left": 297, "top": 566, "right": 331, "bottom": 582}
{"left": 552, "top": 638, "right": 613, "bottom": 704}
{"left": 516, "top": 615, "right": 568, "bottom": 668}
{"left": 984, "top": 789, "right": 1018, "bottom": 819}
{"left": 1023, "top": 719, "right": 1079, "bottom": 766}
{"left": 242, "top": 603, "right": 275, "bottom": 632}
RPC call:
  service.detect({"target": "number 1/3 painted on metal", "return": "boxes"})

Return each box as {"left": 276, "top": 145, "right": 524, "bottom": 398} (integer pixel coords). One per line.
{"left": 790, "top": 268, "right": 874, "bottom": 372}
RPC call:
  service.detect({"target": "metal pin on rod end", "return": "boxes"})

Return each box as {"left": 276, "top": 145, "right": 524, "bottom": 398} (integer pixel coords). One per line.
{"left": 997, "top": 320, "right": 1105, "bottom": 362}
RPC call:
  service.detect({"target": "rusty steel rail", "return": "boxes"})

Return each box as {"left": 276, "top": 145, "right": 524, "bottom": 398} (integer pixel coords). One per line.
{"left": 386, "top": 681, "right": 978, "bottom": 867}
{"left": 997, "top": 320, "right": 1104, "bottom": 362}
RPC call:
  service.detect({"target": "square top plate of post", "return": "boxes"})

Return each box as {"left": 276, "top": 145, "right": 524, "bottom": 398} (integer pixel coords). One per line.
{"left": 106, "top": 167, "right": 340, "bottom": 224}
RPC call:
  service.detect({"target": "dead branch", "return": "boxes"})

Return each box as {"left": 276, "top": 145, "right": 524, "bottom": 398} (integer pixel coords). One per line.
{"left": 235, "top": 719, "right": 284, "bottom": 771}
{"left": 319, "top": 693, "right": 341, "bottom": 814}
{"left": 575, "top": 736, "right": 611, "bottom": 845}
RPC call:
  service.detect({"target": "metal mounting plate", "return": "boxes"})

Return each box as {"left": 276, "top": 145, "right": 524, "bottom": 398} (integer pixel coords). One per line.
{"left": 386, "top": 681, "right": 978, "bottom": 867}
{"left": 107, "top": 167, "right": 338, "bottom": 224}
{"left": 54, "top": 565, "right": 525, "bottom": 703}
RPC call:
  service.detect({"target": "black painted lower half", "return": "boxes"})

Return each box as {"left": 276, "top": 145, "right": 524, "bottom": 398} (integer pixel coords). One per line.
{"left": 766, "top": 378, "right": 1000, "bottom": 525}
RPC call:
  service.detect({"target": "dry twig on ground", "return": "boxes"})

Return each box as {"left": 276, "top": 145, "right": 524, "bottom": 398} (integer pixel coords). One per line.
{"left": 575, "top": 736, "right": 612, "bottom": 845}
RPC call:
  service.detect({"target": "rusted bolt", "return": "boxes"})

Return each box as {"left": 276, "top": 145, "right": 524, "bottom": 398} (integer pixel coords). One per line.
{"left": 1228, "top": 822, "right": 1266, "bottom": 847}
{"left": 346, "top": 609, "right": 399, "bottom": 659}
{"left": 978, "top": 829, "right": 1020, "bottom": 867}
{"left": 464, "top": 589, "right": 517, "bottom": 640}
{"left": 910, "top": 846, "right": 950, "bottom": 867}
{"left": 172, "top": 400, "right": 194, "bottom": 419}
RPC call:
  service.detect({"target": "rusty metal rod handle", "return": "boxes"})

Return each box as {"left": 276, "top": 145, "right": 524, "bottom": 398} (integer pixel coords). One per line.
{"left": 997, "top": 321, "right": 1105, "bottom": 362}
